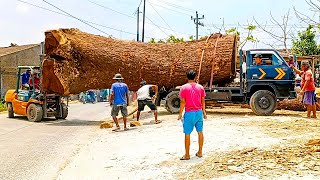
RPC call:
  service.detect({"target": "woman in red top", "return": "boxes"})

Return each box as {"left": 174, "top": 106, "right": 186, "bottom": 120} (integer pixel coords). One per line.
{"left": 291, "top": 61, "right": 317, "bottom": 118}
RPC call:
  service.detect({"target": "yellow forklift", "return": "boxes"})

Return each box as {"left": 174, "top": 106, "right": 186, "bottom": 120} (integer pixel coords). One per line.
{"left": 5, "top": 66, "right": 68, "bottom": 122}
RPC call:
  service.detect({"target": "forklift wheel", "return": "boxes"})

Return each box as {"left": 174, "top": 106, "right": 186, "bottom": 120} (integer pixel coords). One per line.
{"left": 250, "top": 90, "right": 277, "bottom": 116}
{"left": 7, "top": 103, "right": 14, "bottom": 118}
{"left": 165, "top": 91, "right": 180, "bottom": 114}
{"left": 27, "top": 104, "right": 43, "bottom": 122}
{"left": 55, "top": 103, "right": 68, "bottom": 120}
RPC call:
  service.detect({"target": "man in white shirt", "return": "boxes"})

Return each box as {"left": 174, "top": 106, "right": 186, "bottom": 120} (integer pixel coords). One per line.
{"left": 136, "top": 81, "right": 160, "bottom": 124}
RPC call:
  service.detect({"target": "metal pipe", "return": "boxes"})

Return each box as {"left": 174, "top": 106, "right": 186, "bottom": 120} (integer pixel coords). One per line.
{"left": 239, "top": 50, "right": 243, "bottom": 95}
{"left": 16, "top": 68, "right": 21, "bottom": 93}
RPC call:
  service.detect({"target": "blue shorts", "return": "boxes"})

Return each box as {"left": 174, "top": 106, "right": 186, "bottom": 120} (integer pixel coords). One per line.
{"left": 183, "top": 110, "right": 203, "bottom": 135}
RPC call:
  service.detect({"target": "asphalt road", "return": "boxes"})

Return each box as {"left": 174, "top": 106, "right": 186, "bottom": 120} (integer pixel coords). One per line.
{"left": 0, "top": 102, "right": 110, "bottom": 180}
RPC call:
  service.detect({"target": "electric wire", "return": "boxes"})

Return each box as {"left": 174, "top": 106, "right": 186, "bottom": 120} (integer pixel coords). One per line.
{"left": 145, "top": 16, "right": 170, "bottom": 36}
{"left": 149, "top": 2, "right": 192, "bottom": 16}
{"left": 87, "top": 0, "right": 192, "bottom": 36}
{"left": 17, "top": 0, "right": 157, "bottom": 39}
{"left": 153, "top": 0, "right": 195, "bottom": 13}
{"left": 88, "top": 0, "right": 135, "bottom": 19}
{"left": 147, "top": 1, "right": 175, "bottom": 36}
{"left": 42, "top": 0, "right": 111, "bottom": 36}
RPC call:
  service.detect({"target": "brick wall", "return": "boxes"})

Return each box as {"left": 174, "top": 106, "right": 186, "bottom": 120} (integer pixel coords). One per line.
{"left": 0, "top": 45, "right": 41, "bottom": 97}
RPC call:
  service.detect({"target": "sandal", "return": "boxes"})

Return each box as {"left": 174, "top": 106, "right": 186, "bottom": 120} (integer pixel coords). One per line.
{"left": 180, "top": 155, "right": 190, "bottom": 160}
{"left": 112, "top": 127, "right": 120, "bottom": 132}
{"left": 155, "top": 120, "right": 161, "bottom": 124}
{"left": 124, "top": 127, "right": 129, "bottom": 131}
{"left": 196, "top": 152, "right": 203, "bottom": 158}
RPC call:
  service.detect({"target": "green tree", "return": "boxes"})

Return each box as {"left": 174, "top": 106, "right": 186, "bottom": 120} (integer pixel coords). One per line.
{"left": 189, "top": 35, "right": 194, "bottom": 41}
{"left": 226, "top": 25, "right": 257, "bottom": 49}
{"left": 292, "top": 25, "right": 320, "bottom": 56}
{"left": 149, "top": 38, "right": 156, "bottom": 43}
{"left": 149, "top": 35, "right": 185, "bottom": 43}
{"left": 166, "top": 35, "right": 184, "bottom": 43}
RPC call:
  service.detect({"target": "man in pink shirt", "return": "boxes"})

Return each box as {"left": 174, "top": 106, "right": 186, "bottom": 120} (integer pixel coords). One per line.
{"left": 178, "top": 70, "right": 207, "bottom": 160}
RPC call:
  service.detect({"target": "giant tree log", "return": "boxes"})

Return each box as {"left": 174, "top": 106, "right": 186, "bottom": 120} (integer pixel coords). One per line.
{"left": 42, "top": 28, "right": 237, "bottom": 96}
{"left": 278, "top": 97, "right": 320, "bottom": 111}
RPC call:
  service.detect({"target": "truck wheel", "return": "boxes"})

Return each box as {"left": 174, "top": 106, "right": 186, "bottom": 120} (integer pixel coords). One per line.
{"left": 27, "top": 104, "right": 43, "bottom": 122}
{"left": 55, "top": 103, "right": 68, "bottom": 120}
{"left": 250, "top": 90, "right": 276, "bottom": 116}
{"left": 165, "top": 91, "right": 180, "bottom": 114}
{"left": 7, "top": 103, "right": 14, "bottom": 118}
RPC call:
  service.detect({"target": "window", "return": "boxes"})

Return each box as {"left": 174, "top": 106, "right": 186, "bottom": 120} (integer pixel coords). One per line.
{"left": 272, "top": 54, "right": 283, "bottom": 65}
{"left": 252, "top": 54, "right": 273, "bottom": 66}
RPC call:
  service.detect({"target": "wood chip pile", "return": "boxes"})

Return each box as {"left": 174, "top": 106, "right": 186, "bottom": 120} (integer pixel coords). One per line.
{"left": 42, "top": 28, "right": 237, "bottom": 95}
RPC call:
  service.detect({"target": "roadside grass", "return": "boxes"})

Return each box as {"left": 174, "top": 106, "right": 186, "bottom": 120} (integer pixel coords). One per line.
{"left": 0, "top": 99, "right": 7, "bottom": 112}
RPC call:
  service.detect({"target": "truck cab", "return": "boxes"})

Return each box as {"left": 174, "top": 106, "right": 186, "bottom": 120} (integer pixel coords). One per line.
{"left": 240, "top": 49, "right": 296, "bottom": 115}
{"left": 244, "top": 49, "right": 296, "bottom": 98}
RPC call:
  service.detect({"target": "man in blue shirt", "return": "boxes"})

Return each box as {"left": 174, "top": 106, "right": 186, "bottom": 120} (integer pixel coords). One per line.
{"left": 21, "top": 69, "right": 31, "bottom": 89}
{"left": 110, "top": 73, "right": 129, "bottom": 131}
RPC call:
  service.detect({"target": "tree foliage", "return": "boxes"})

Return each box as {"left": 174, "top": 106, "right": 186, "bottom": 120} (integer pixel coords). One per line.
{"left": 149, "top": 35, "right": 185, "bottom": 43}
{"left": 225, "top": 25, "right": 258, "bottom": 49}
{"left": 292, "top": 25, "right": 320, "bottom": 56}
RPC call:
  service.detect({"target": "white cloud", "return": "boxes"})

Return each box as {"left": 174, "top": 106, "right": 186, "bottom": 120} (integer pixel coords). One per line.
{"left": 15, "top": 3, "right": 30, "bottom": 14}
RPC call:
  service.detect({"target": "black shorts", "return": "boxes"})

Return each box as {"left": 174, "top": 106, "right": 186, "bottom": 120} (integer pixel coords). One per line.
{"left": 138, "top": 99, "right": 157, "bottom": 111}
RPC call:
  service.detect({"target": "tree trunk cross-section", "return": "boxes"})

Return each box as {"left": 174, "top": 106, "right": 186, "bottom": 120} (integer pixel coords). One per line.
{"left": 42, "top": 29, "right": 237, "bottom": 96}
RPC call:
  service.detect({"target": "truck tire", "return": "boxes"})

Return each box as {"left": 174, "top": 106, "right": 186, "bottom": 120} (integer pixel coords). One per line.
{"left": 55, "top": 103, "right": 68, "bottom": 120}
{"left": 27, "top": 103, "right": 43, "bottom": 122}
{"left": 165, "top": 91, "right": 180, "bottom": 114}
{"left": 250, "top": 90, "right": 276, "bottom": 116}
{"left": 7, "top": 103, "right": 14, "bottom": 118}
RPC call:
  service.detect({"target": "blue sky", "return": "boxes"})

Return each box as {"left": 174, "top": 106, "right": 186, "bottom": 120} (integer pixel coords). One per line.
{"left": 0, "top": 0, "right": 316, "bottom": 49}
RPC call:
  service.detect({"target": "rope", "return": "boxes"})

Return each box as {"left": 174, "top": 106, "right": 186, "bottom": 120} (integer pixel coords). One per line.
{"left": 209, "top": 34, "right": 222, "bottom": 90}
{"left": 196, "top": 34, "right": 214, "bottom": 83}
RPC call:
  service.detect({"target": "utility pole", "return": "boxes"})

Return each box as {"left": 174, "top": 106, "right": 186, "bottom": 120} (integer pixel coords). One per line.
{"left": 136, "top": 7, "right": 140, "bottom": 41}
{"left": 191, "top": 11, "right": 204, "bottom": 40}
{"left": 142, "top": 0, "right": 146, "bottom": 42}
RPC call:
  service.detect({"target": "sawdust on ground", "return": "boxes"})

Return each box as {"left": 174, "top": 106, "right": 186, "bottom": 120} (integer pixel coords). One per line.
{"left": 179, "top": 107, "right": 320, "bottom": 180}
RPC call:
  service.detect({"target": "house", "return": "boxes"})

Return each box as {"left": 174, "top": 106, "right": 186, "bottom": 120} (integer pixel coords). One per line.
{"left": 0, "top": 44, "right": 41, "bottom": 97}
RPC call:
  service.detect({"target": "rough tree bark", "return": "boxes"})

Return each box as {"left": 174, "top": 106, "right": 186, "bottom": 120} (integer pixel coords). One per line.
{"left": 42, "top": 29, "right": 237, "bottom": 96}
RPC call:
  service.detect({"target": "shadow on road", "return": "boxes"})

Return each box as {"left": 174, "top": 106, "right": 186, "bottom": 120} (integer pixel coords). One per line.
{"left": 43, "top": 119, "right": 102, "bottom": 126}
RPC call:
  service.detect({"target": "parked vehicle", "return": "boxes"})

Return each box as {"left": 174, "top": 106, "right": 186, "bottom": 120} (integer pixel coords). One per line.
{"left": 163, "top": 49, "right": 296, "bottom": 116}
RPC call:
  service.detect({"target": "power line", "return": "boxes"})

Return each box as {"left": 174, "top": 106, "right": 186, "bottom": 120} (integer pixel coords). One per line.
{"left": 148, "top": 1, "right": 175, "bottom": 36}
{"left": 145, "top": 16, "right": 170, "bottom": 36}
{"left": 17, "top": 0, "right": 147, "bottom": 37}
{"left": 204, "top": 23, "right": 311, "bottom": 28}
{"left": 154, "top": 0, "right": 195, "bottom": 13}
{"left": 17, "top": 0, "right": 67, "bottom": 15}
{"left": 138, "top": 0, "right": 143, "bottom": 8}
{"left": 87, "top": 0, "right": 135, "bottom": 19}
{"left": 149, "top": 2, "right": 192, "bottom": 16}
{"left": 42, "top": 0, "right": 111, "bottom": 36}
{"left": 88, "top": 0, "right": 192, "bottom": 36}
